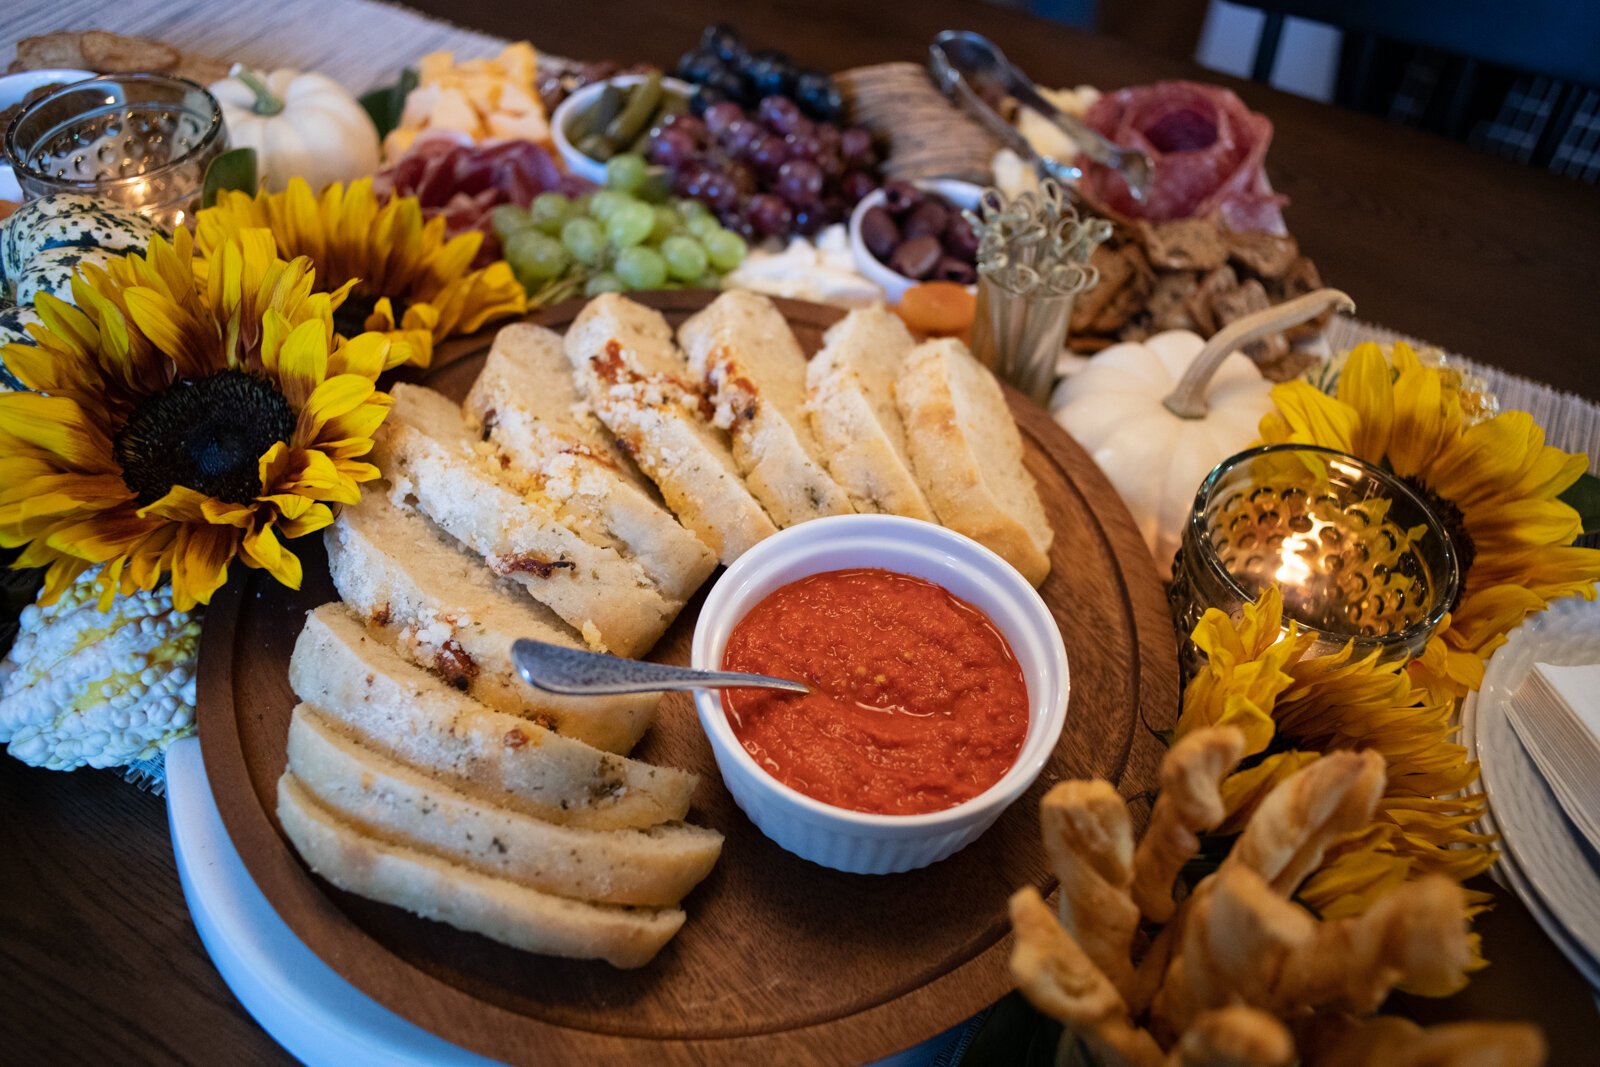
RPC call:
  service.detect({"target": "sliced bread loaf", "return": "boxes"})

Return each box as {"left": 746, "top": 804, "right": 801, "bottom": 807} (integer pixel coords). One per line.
{"left": 326, "top": 490, "right": 659, "bottom": 753}
{"left": 465, "top": 331, "right": 716, "bottom": 603}
{"left": 564, "top": 293, "right": 777, "bottom": 563}
{"left": 468, "top": 323, "right": 645, "bottom": 485}
{"left": 677, "top": 289, "right": 854, "bottom": 526}
{"left": 896, "top": 338, "right": 1054, "bottom": 586}
{"left": 372, "top": 382, "right": 676, "bottom": 657}
{"left": 805, "top": 306, "right": 936, "bottom": 521}
{"left": 287, "top": 707, "right": 722, "bottom": 907}
{"left": 277, "top": 773, "right": 686, "bottom": 968}
{"left": 288, "top": 604, "right": 697, "bottom": 830}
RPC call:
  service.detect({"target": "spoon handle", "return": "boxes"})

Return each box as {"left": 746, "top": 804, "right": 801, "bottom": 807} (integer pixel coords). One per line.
{"left": 511, "top": 639, "right": 811, "bottom": 697}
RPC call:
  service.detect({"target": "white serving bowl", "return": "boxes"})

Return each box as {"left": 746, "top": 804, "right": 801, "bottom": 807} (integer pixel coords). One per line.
{"left": 847, "top": 177, "right": 984, "bottom": 304}
{"left": 551, "top": 74, "right": 693, "bottom": 185}
{"left": 691, "top": 513, "right": 1069, "bottom": 874}
{"left": 0, "top": 68, "right": 96, "bottom": 201}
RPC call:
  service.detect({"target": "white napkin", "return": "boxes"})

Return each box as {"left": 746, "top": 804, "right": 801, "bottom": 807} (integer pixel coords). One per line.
{"left": 1505, "top": 661, "right": 1600, "bottom": 856}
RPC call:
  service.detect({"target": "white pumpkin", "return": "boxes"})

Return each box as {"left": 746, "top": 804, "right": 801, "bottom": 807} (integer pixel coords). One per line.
{"left": 1051, "top": 290, "right": 1353, "bottom": 576}
{"left": 211, "top": 68, "right": 380, "bottom": 193}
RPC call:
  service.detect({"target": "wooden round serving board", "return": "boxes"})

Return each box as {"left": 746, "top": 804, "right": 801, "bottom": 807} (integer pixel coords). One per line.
{"left": 197, "top": 290, "right": 1179, "bottom": 1064}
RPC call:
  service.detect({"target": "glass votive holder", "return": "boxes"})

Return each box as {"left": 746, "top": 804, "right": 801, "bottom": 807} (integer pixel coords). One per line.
{"left": 4, "top": 73, "right": 227, "bottom": 230}
{"left": 1167, "top": 444, "right": 1459, "bottom": 676}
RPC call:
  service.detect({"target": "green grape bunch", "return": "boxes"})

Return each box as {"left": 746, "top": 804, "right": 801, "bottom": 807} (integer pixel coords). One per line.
{"left": 495, "top": 153, "right": 748, "bottom": 306}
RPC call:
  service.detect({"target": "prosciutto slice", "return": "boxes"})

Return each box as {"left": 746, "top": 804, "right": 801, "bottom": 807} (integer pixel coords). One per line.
{"left": 1078, "top": 81, "right": 1286, "bottom": 233}
{"left": 373, "top": 134, "right": 592, "bottom": 265}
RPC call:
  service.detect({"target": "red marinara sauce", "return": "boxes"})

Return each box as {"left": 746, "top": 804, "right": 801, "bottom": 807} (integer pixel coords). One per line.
{"left": 720, "top": 568, "right": 1029, "bottom": 816}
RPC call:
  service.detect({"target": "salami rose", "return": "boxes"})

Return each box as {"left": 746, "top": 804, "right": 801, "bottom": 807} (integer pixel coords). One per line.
{"left": 1078, "top": 81, "right": 1286, "bottom": 233}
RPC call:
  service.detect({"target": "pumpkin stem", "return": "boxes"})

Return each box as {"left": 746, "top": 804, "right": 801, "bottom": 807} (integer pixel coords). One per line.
{"left": 1161, "top": 288, "right": 1355, "bottom": 419}
{"left": 235, "top": 70, "right": 286, "bottom": 117}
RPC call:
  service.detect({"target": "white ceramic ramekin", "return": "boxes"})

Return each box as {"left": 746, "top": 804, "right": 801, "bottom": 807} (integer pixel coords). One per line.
{"left": 550, "top": 74, "right": 693, "bottom": 185}
{"left": 846, "top": 178, "right": 983, "bottom": 304}
{"left": 691, "top": 514, "right": 1069, "bottom": 874}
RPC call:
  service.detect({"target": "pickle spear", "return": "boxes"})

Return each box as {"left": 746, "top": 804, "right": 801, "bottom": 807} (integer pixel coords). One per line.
{"left": 604, "top": 72, "right": 662, "bottom": 148}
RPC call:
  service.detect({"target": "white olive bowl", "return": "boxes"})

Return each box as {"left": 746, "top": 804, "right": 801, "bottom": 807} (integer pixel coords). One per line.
{"left": 691, "top": 513, "right": 1069, "bottom": 875}
{"left": 551, "top": 74, "right": 693, "bottom": 185}
{"left": 847, "top": 177, "right": 984, "bottom": 304}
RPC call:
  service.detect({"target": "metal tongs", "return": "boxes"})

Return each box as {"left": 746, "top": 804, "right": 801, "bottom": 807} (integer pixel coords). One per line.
{"left": 929, "top": 30, "right": 1152, "bottom": 202}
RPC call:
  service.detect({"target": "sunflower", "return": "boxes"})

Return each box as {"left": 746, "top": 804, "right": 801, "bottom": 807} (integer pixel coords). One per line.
{"left": 196, "top": 178, "right": 526, "bottom": 370}
{"left": 0, "top": 227, "right": 392, "bottom": 610}
{"left": 1175, "top": 587, "right": 1496, "bottom": 947}
{"left": 1260, "top": 341, "right": 1600, "bottom": 704}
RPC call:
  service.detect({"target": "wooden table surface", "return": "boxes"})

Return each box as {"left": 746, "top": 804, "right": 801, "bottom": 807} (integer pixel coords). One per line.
{"left": 2, "top": 2, "right": 1597, "bottom": 1064}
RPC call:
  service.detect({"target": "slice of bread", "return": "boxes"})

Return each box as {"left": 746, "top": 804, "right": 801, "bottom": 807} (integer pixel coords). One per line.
{"left": 896, "top": 339, "right": 1054, "bottom": 586}
{"left": 326, "top": 490, "right": 659, "bottom": 754}
{"left": 277, "top": 773, "right": 686, "bottom": 968}
{"left": 468, "top": 323, "right": 645, "bottom": 484}
{"left": 677, "top": 290, "right": 854, "bottom": 526}
{"left": 805, "top": 306, "right": 936, "bottom": 521}
{"left": 288, "top": 604, "right": 696, "bottom": 830}
{"left": 287, "top": 707, "right": 722, "bottom": 907}
{"left": 564, "top": 293, "right": 776, "bottom": 563}
{"left": 371, "top": 382, "right": 676, "bottom": 657}
{"left": 465, "top": 329, "right": 717, "bottom": 603}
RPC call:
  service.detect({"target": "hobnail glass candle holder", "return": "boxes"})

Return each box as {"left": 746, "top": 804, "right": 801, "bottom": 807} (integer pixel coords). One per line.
{"left": 4, "top": 73, "right": 227, "bottom": 230}
{"left": 1167, "top": 444, "right": 1459, "bottom": 676}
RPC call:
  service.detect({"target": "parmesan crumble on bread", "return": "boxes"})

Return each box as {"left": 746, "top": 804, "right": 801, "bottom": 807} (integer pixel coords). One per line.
{"left": 276, "top": 773, "right": 687, "bottom": 969}
{"left": 465, "top": 323, "right": 651, "bottom": 490}
{"left": 677, "top": 290, "right": 854, "bottom": 526}
{"left": 371, "top": 383, "right": 677, "bottom": 657}
{"left": 288, "top": 605, "right": 697, "bottom": 831}
{"left": 326, "top": 491, "right": 660, "bottom": 754}
{"left": 896, "top": 338, "right": 1054, "bottom": 586}
{"left": 805, "top": 306, "right": 936, "bottom": 521}
{"left": 464, "top": 327, "right": 717, "bottom": 604}
{"left": 286, "top": 708, "right": 721, "bottom": 907}
{"left": 563, "top": 293, "right": 777, "bottom": 563}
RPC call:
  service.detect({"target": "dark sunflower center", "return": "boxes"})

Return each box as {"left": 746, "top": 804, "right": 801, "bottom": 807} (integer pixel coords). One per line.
{"left": 114, "top": 369, "right": 296, "bottom": 506}
{"left": 333, "top": 290, "right": 405, "bottom": 338}
{"left": 1401, "top": 476, "right": 1475, "bottom": 608}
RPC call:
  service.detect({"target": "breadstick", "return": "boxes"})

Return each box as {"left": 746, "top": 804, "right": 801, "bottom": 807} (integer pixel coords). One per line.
{"left": 1041, "top": 780, "right": 1141, "bottom": 995}
{"left": 1222, "top": 749, "right": 1385, "bottom": 896}
{"left": 1271, "top": 875, "right": 1471, "bottom": 1015}
{"left": 1151, "top": 865, "right": 1313, "bottom": 1036}
{"left": 1009, "top": 887, "right": 1166, "bottom": 1067}
{"left": 1300, "top": 1012, "right": 1547, "bottom": 1067}
{"left": 1132, "top": 727, "right": 1246, "bottom": 923}
{"left": 1167, "top": 1005, "right": 1294, "bottom": 1067}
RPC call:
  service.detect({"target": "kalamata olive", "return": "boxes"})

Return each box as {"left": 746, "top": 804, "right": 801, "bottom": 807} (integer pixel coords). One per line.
{"left": 932, "top": 256, "right": 977, "bottom": 284}
{"left": 859, "top": 205, "right": 900, "bottom": 261}
{"left": 902, "top": 200, "right": 949, "bottom": 240}
{"left": 942, "top": 212, "right": 980, "bottom": 260}
{"left": 889, "top": 235, "right": 942, "bottom": 280}
{"left": 882, "top": 180, "right": 924, "bottom": 215}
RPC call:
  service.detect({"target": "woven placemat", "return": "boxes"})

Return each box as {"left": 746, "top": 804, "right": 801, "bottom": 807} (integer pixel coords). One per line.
{"left": 3, "top": 0, "right": 506, "bottom": 92}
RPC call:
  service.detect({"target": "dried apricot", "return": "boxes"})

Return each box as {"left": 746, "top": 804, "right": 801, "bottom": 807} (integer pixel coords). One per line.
{"left": 897, "top": 281, "right": 976, "bottom": 337}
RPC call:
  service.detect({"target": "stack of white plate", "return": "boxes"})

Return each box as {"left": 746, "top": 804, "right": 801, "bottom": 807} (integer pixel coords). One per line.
{"left": 1461, "top": 591, "right": 1600, "bottom": 988}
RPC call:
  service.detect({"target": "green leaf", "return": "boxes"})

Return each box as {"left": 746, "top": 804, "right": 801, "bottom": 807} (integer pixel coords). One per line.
{"left": 359, "top": 67, "right": 419, "bottom": 143}
{"left": 1559, "top": 472, "right": 1600, "bottom": 535}
{"left": 202, "top": 147, "right": 259, "bottom": 208}
{"left": 957, "top": 992, "right": 1062, "bottom": 1067}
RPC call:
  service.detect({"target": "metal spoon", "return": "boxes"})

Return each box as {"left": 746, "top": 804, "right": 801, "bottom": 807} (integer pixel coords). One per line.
{"left": 512, "top": 639, "right": 811, "bottom": 697}
{"left": 929, "top": 30, "right": 1153, "bottom": 202}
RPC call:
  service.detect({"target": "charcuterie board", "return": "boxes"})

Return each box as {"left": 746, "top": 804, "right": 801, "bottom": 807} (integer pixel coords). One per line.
{"left": 196, "top": 290, "right": 1179, "bottom": 1065}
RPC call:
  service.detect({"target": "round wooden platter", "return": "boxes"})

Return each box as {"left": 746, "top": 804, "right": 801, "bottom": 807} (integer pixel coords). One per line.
{"left": 197, "top": 290, "right": 1179, "bottom": 1065}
